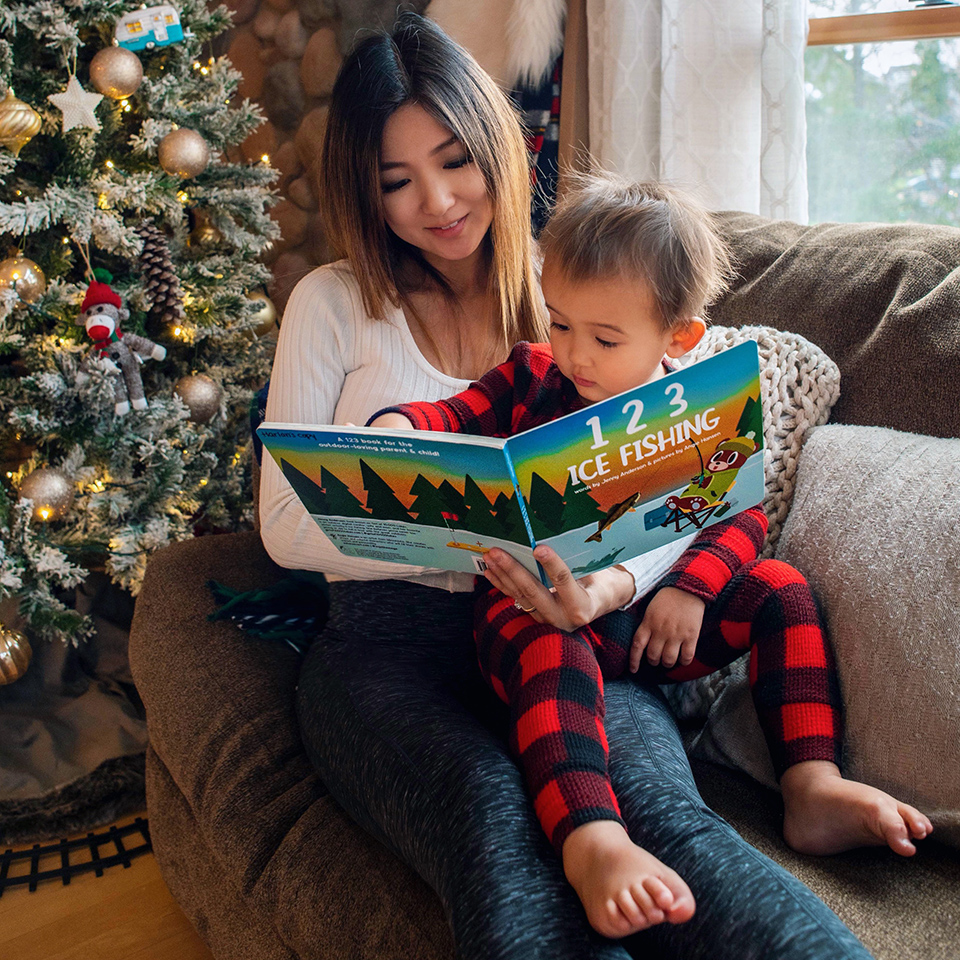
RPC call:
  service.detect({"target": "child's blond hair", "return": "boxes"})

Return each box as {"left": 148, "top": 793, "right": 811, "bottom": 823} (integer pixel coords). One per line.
{"left": 539, "top": 171, "right": 733, "bottom": 331}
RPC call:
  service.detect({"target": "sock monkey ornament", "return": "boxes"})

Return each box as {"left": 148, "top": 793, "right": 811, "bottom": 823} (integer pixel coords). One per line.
{"left": 77, "top": 274, "right": 166, "bottom": 415}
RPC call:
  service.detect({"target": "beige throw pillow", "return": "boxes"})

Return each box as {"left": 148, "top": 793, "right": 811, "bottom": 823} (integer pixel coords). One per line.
{"left": 693, "top": 424, "right": 960, "bottom": 847}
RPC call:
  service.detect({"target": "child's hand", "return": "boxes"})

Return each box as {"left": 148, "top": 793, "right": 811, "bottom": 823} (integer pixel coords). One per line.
{"left": 629, "top": 587, "right": 705, "bottom": 672}
{"left": 369, "top": 412, "right": 414, "bottom": 428}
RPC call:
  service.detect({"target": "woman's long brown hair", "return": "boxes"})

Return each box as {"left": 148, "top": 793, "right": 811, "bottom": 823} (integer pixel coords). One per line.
{"left": 318, "top": 12, "right": 547, "bottom": 350}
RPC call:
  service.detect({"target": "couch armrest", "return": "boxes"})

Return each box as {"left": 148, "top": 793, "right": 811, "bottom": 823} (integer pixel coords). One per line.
{"left": 129, "top": 531, "right": 322, "bottom": 888}
{"left": 130, "top": 532, "right": 453, "bottom": 959}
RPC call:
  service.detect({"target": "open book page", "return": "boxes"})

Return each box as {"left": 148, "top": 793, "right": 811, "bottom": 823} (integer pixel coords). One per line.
{"left": 259, "top": 341, "right": 764, "bottom": 582}
{"left": 503, "top": 340, "right": 765, "bottom": 578}
{"left": 256, "top": 424, "right": 537, "bottom": 575}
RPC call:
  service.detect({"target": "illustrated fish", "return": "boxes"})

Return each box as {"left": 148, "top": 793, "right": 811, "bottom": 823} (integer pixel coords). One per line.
{"left": 585, "top": 491, "right": 642, "bottom": 543}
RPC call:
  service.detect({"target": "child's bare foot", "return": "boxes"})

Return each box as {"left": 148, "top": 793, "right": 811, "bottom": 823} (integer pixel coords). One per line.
{"left": 781, "top": 761, "right": 933, "bottom": 857}
{"left": 561, "top": 820, "right": 695, "bottom": 939}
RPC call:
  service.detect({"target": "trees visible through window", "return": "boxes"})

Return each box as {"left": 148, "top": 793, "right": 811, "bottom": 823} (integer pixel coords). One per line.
{"left": 806, "top": 0, "right": 960, "bottom": 225}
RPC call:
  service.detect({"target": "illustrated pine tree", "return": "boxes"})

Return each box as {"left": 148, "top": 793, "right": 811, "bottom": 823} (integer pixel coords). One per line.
{"left": 408, "top": 473, "right": 450, "bottom": 526}
{"left": 736, "top": 395, "right": 763, "bottom": 442}
{"left": 491, "top": 490, "right": 528, "bottom": 542}
{"left": 526, "top": 472, "right": 566, "bottom": 540}
{"left": 0, "top": 1, "right": 280, "bottom": 645}
{"left": 437, "top": 479, "right": 466, "bottom": 522}
{"left": 359, "top": 460, "right": 413, "bottom": 522}
{"left": 280, "top": 459, "right": 328, "bottom": 517}
{"left": 319, "top": 467, "right": 368, "bottom": 518}
{"left": 433, "top": 478, "right": 469, "bottom": 541}
{"left": 559, "top": 474, "right": 608, "bottom": 530}
{"left": 460, "top": 475, "right": 502, "bottom": 537}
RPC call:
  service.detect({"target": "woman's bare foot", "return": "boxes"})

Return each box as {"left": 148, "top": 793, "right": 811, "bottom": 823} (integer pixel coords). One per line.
{"left": 781, "top": 761, "right": 933, "bottom": 857}
{"left": 561, "top": 820, "right": 696, "bottom": 939}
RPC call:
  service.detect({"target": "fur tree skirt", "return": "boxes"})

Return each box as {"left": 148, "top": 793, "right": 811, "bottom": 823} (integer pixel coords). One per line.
{"left": 0, "top": 576, "right": 148, "bottom": 845}
{"left": 0, "top": 753, "right": 145, "bottom": 845}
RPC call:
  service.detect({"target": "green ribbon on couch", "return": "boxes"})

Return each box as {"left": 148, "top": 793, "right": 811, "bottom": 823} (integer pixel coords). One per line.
{"left": 207, "top": 571, "right": 329, "bottom": 651}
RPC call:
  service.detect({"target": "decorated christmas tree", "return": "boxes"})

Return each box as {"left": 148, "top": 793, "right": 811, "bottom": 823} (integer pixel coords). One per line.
{"left": 0, "top": 0, "right": 279, "bottom": 659}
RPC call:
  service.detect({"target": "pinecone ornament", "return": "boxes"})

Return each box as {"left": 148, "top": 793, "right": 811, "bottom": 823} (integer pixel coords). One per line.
{"left": 137, "top": 223, "right": 185, "bottom": 326}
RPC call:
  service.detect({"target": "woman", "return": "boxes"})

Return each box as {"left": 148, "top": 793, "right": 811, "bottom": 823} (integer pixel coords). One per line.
{"left": 260, "top": 12, "right": 872, "bottom": 960}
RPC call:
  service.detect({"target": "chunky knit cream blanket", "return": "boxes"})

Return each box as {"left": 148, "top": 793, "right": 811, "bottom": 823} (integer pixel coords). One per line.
{"left": 665, "top": 325, "right": 841, "bottom": 719}
{"left": 681, "top": 324, "right": 841, "bottom": 557}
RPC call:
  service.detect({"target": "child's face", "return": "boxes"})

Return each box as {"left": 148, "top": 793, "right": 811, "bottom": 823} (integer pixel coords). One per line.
{"left": 541, "top": 259, "right": 703, "bottom": 404}
{"left": 379, "top": 103, "right": 494, "bottom": 274}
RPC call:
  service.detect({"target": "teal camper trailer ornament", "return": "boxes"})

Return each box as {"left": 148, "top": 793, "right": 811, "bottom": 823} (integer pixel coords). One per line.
{"left": 115, "top": 5, "right": 184, "bottom": 51}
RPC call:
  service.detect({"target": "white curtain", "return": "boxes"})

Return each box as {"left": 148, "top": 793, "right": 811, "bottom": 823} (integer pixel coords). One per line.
{"left": 585, "top": 0, "right": 808, "bottom": 220}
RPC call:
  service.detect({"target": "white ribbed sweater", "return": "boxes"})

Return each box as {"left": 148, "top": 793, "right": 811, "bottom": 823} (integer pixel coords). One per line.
{"left": 259, "top": 260, "right": 690, "bottom": 596}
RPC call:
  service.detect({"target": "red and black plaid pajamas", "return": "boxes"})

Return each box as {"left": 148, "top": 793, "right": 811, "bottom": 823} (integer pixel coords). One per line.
{"left": 373, "top": 341, "right": 844, "bottom": 855}
{"left": 473, "top": 508, "right": 842, "bottom": 853}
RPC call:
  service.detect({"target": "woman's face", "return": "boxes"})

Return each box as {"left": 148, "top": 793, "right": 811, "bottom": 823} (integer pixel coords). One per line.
{"left": 379, "top": 103, "right": 494, "bottom": 274}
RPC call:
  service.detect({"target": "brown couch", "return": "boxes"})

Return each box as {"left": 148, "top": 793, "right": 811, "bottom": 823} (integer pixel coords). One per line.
{"left": 129, "top": 213, "right": 960, "bottom": 960}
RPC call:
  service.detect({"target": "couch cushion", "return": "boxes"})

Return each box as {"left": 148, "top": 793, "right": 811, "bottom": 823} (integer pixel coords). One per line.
{"left": 713, "top": 212, "right": 960, "bottom": 438}
{"left": 693, "top": 424, "right": 960, "bottom": 847}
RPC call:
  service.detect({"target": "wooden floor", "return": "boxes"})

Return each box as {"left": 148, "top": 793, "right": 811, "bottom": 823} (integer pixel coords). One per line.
{"left": 0, "top": 811, "right": 213, "bottom": 960}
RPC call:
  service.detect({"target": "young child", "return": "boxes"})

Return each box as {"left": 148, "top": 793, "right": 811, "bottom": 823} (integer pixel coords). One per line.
{"left": 370, "top": 172, "right": 932, "bottom": 940}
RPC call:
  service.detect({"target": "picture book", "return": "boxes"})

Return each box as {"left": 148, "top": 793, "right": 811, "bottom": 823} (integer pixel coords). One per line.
{"left": 258, "top": 340, "right": 765, "bottom": 584}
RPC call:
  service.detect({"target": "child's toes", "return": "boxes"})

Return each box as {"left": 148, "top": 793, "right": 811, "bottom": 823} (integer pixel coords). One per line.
{"left": 876, "top": 809, "right": 917, "bottom": 856}
{"left": 902, "top": 804, "right": 933, "bottom": 839}
{"left": 665, "top": 890, "right": 696, "bottom": 924}
{"left": 643, "top": 876, "right": 676, "bottom": 912}
{"left": 623, "top": 884, "right": 664, "bottom": 928}
{"left": 651, "top": 871, "right": 696, "bottom": 924}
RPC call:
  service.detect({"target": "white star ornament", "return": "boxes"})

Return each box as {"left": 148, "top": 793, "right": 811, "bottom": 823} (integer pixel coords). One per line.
{"left": 48, "top": 76, "right": 103, "bottom": 133}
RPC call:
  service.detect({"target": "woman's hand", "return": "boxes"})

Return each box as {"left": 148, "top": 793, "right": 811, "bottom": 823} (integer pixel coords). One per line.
{"left": 629, "top": 587, "right": 705, "bottom": 672}
{"left": 483, "top": 545, "right": 636, "bottom": 632}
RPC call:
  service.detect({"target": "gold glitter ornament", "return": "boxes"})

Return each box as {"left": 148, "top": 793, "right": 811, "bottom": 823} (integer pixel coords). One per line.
{"left": 89, "top": 46, "right": 144, "bottom": 100}
{"left": 175, "top": 374, "right": 222, "bottom": 423}
{"left": 0, "top": 255, "right": 46, "bottom": 303}
{"left": 0, "top": 627, "right": 31, "bottom": 685}
{"left": 188, "top": 209, "right": 223, "bottom": 246}
{"left": 158, "top": 128, "right": 210, "bottom": 178}
{"left": 19, "top": 467, "right": 75, "bottom": 522}
{"left": 246, "top": 291, "right": 277, "bottom": 336}
{"left": 0, "top": 88, "right": 42, "bottom": 156}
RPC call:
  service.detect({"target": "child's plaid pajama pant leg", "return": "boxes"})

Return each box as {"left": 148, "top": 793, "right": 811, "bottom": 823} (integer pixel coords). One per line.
{"left": 473, "top": 559, "right": 843, "bottom": 854}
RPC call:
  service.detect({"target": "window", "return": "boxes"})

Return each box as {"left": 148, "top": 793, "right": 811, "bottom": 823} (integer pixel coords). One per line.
{"left": 806, "top": 1, "right": 960, "bottom": 225}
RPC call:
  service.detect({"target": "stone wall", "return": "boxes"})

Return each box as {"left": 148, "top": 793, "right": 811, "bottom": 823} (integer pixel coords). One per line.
{"left": 219, "top": 0, "right": 342, "bottom": 313}
{"left": 221, "top": 1, "right": 428, "bottom": 312}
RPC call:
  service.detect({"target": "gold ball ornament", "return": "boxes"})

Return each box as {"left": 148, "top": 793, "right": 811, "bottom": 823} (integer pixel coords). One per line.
{"left": 175, "top": 374, "right": 222, "bottom": 423}
{"left": 0, "top": 255, "right": 46, "bottom": 304}
{"left": 188, "top": 209, "right": 223, "bottom": 247}
{"left": 247, "top": 291, "right": 277, "bottom": 336}
{"left": 89, "top": 46, "right": 144, "bottom": 100}
{"left": 0, "top": 88, "right": 42, "bottom": 157}
{"left": 158, "top": 128, "right": 210, "bottom": 178}
{"left": 19, "top": 467, "right": 75, "bottom": 522}
{"left": 0, "top": 627, "right": 32, "bottom": 685}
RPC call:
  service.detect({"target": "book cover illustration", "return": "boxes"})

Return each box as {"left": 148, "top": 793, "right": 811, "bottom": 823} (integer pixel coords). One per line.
{"left": 258, "top": 340, "right": 765, "bottom": 582}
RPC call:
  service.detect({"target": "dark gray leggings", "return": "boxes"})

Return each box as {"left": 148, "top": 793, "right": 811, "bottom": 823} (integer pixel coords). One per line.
{"left": 296, "top": 580, "right": 872, "bottom": 960}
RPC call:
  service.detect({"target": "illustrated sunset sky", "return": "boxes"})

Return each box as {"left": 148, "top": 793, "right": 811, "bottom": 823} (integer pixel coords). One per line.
{"left": 260, "top": 343, "right": 762, "bottom": 513}
{"left": 261, "top": 431, "right": 519, "bottom": 508}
